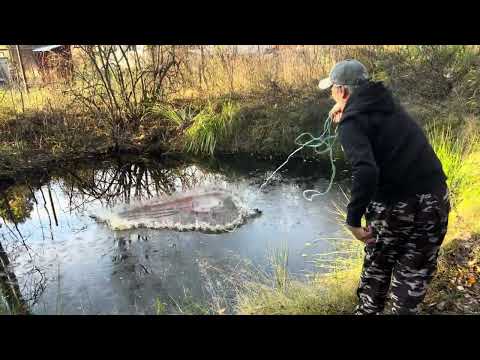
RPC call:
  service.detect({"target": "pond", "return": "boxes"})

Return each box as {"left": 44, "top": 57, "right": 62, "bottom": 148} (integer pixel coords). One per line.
{"left": 0, "top": 154, "right": 351, "bottom": 314}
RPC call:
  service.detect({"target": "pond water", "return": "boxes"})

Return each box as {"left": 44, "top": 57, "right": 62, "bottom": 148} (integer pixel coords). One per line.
{"left": 0, "top": 155, "right": 351, "bottom": 314}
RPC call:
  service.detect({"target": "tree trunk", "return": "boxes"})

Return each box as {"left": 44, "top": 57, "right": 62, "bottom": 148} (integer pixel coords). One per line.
{"left": 15, "top": 46, "right": 29, "bottom": 94}
{"left": 0, "top": 240, "right": 30, "bottom": 315}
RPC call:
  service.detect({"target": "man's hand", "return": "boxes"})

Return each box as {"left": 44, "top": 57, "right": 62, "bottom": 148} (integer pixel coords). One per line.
{"left": 347, "top": 225, "right": 375, "bottom": 245}
{"left": 329, "top": 103, "right": 344, "bottom": 123}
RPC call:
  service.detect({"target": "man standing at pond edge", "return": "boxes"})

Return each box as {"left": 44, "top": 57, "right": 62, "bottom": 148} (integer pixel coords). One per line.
{"left": 318, "top": 59, "right": 450, "bottom": 314}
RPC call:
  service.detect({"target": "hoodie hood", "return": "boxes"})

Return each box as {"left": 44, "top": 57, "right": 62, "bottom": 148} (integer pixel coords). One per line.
{"left": 341, "top": 81, "right": 395, "bottom": 122}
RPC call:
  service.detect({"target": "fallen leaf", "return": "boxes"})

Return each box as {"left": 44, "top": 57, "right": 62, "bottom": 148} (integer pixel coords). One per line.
{"left": 467, "top": 275, "right": 477, "bottom": 286}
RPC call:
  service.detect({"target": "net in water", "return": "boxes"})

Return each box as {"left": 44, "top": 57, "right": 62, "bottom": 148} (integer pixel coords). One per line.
{"left": 89, "top": 189, "right": 261, "bottom": 233}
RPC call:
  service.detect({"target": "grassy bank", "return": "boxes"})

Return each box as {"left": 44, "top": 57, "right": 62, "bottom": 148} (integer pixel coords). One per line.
{"left": 0, "top": 86, "right": 334, "bottom": 182}
{"left": 3, "top": 45, "right": 480, "bottom": 179}
{"left": 236, "top": 121, "right": 480, "bottom": 315}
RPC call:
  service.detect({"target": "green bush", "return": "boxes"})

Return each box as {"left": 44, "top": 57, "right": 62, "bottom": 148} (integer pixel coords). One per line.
{"left": 428, "top": 119, "right": 479, "bottom": 208}
{"left": 184, "top": 100, "right": 240, "bottom": 156}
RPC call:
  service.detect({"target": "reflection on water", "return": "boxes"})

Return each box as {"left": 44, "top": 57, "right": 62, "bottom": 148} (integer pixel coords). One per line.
{"left": 0, "top": 155, "right": 350, "bottom": 314}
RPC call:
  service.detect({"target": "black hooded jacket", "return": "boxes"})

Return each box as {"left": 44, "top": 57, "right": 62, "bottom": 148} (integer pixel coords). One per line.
{"left": 337, "top": 81, "right": 447, "bottom": 227}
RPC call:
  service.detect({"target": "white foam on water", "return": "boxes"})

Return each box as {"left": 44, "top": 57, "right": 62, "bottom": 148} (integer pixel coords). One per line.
{"left": 88, "top": 186, "right": 260, "bottom": 233}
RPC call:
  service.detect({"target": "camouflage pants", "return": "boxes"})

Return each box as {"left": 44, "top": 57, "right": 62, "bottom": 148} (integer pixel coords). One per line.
{"left": 354, "top": 189, "right": 450, "bottom": 315}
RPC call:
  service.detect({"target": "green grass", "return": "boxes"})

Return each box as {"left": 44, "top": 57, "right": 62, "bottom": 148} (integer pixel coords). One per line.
{"left": 152, "top": 100, "right": 241, "bottom": 156}
{"left": 151, "top": 103, "right": 196, "bottom": 127}
{"left": 0, "top": 296, "right": 9, "bottom": 315}
{"left": 269, "top": 242, "right": 289, "bottom": 292}
{"left": 184, "top": 100, "right": 240, "bottom": 156}
{"left": 165, "top": 294, "right": 211, "bottom": 315}
{"left": 427, "top": 120, "right": 479, "bottom": 208}
{"left": 155, "top": 298, "right": 167, "bottom": 315}
{"left": 453, "top": 149, "right": 480, "bottom": 235}
{"left": 427, "top": 119, "right": 480, "bottom": 241}
{"left": 236, "top": 243, "right": 363, "bottom": 315}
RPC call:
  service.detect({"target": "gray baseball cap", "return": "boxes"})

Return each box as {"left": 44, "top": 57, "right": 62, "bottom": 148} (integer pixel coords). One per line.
{"left": 318, "top": 59, "right": 370, "bottom": 90}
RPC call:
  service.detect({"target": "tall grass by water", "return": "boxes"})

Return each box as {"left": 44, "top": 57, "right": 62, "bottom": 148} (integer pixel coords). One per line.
{"left": 428, "top": 119, "right": 479, "bottom": 208}
{"left": 154, "top": 100, "right": 240, "bottom": 156}
{"left": 236, "top": 189, "right": 363, "bottom": 315}
{"left": 429, "top": 119, "right": 480, "bottom": 238}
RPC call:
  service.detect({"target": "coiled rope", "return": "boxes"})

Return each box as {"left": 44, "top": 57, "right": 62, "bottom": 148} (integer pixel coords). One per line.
{"left": 258, "top": 115, "right": 338, "bottom": 201}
